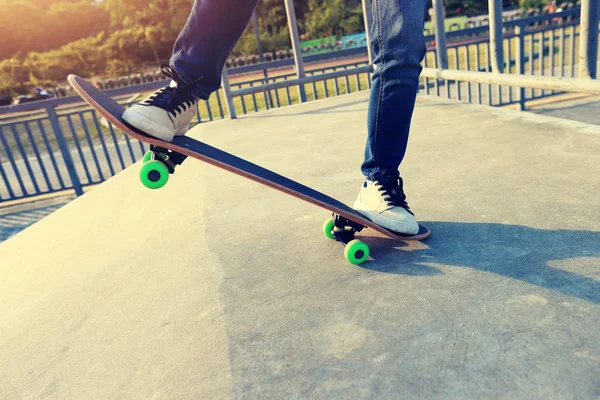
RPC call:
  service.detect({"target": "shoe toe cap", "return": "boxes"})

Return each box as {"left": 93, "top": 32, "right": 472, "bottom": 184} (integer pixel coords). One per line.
{"left": 373, "top": 210, "right": 419, "bottom": 234}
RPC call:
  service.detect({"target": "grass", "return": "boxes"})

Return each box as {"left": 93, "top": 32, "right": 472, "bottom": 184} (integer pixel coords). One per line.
{"left": 424, "top": 16, "right": 468, "bottom": 34}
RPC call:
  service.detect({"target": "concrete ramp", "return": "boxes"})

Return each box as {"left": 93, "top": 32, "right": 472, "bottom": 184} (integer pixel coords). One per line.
{"left": 1, "top": 93, "right": 599, "bottom": 399}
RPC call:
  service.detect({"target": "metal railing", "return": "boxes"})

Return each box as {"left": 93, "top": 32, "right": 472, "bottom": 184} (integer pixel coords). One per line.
{"left": 1, "top": 4, "right": 599, "bottom": 204}
{"left": 420, "top": 17, "right": 584, "bottom": 107}
{"left": 0, "top": 61, "right": 373, "bottom": 203}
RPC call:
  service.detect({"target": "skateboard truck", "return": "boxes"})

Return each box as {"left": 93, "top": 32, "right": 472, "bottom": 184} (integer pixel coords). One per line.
{"left": 331, "top": 213, "right": 365, "bottom": 244}
{"left": 323, "top": 214, "right": 371, "bottom": 264}
{"left": 139, "top": 146, "right": 188, "bottom": 189}
{"left": 148, "top": 145, "right": 187, "bottom": 173}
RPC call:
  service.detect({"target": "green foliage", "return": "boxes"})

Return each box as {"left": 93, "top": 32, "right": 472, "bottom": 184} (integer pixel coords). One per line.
{"left": 0, "top": 0, "right": 520, "bottom": 95}
{"left": 231, "top": 25, "right": 260, "bottom": 57}
{"left": 0, "top": 0, "right": 110, "bottom": 61}
{"left": 102, "top": 0, "right": 192, "bottom": 31}
{"left": 305, "top": 0, "right": 363, "bottom": 38}
{"left": 518, "top": 0, "right": 547, "bottom": 10}
{"left": 444, "top": 0, "right": 486, "bottom": 16}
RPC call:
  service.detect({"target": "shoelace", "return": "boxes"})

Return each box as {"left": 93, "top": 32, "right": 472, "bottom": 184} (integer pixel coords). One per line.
{"left": 375, "top": 179, "right": 411, "bottom": 211}
{"left": 140, "top": 64, "right": 203, "bottom": 118}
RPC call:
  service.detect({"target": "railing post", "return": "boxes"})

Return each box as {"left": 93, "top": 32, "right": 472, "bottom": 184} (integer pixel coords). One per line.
{"left": 283, "top": 0, "right": 307, "bottom": 102}
{"left": 432, "top": 0, "right": 449, "bottom": 69}
{"left": 252, "top": 11, "right": 267, "bottom": 78}
{"left": 361, "top": 0, "right": 374, "bottom": 65}
{"left": 578, "top": 0, "right": 599, "bottom": 79}
{"left": 46, "top": 105, "right": 83, "bottom": 196}
{"left": 488, "top": 0, "right": 505, "bottom": 73}
{"left": 515, "top": 24, "right": 526, "bottom": 110}
{"left": 252, "top": 11, "right": 274, "bottom": 108}
{"left": 221, "top": 67, "right": 237, "bottom": 119}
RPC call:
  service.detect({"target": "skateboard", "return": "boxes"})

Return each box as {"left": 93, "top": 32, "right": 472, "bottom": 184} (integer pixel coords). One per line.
{"left": 68, "top": 74, "right": 430, "bottom": 265}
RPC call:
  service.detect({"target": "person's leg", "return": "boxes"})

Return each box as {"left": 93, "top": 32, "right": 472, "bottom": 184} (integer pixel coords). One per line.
{"left": 123, "top": 0, "right": 259, "bottom": 141}
{"left": 170, "top": 0, "right": 261, "bottom": 100}
{"left": 361, "top": 0, "right": 428, "bottom": 183}
{"left": 353, "top": 0, "right": 427, "bottom": 234}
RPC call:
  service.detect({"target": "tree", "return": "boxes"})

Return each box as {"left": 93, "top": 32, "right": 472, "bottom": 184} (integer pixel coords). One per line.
{"left": 102, "top": 0, "right": 192, "bottom": 31}
{"left": 305, "top": 0, "right": 363, "bottom": 38}
{"left": 0, "top": 0, "right": 109, "bottom": 61}
{"left": 519, "top": 0, "right": 547, "bottom": 11}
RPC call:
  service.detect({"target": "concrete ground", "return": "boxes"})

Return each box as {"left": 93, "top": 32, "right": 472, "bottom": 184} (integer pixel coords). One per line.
{"left": 0, "top": 92, "right": 599, "bottom": 399}
{"left": 528, "top": 93, "right": 600, "bottom": 126}
{"left": 0, "top": 196, "right": 72, "bottom": 243}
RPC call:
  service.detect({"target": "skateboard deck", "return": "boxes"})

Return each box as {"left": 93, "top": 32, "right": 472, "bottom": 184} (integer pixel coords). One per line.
{"left": 68, "top": 74, "right": 430, "bottom": 264}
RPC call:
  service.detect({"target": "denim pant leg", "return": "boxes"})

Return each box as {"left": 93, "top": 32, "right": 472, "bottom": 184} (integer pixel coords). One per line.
{"left": 361, "top": 0, "right": 428, "bottom": 183}
{"left": 170, "top": 0, "right": 260, "bottom": 100}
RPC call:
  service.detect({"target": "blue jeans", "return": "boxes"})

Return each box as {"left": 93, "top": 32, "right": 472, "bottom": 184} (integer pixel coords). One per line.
{"left": 171, "top": 0, "right": 427, "bottom": 183}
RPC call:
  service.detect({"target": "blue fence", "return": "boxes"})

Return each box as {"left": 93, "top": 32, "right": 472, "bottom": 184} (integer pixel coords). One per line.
{"left": 421, "top": 12, "right": 581, "bottom": 107}
{"left": 0, "top": 9, "right": 587, "bottom": 204}
{"left": 0, "top": 104, "right": 144, "bottom": 201}
{"left": 0, "top": 61, "right": 374, "bottom": 203}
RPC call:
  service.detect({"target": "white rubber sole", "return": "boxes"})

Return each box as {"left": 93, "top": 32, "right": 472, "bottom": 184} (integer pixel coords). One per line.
{"left": 353, "top": 206, "right": 419, "bottom": 235}
{"left": 122, "top": 109, "right": 176, "bottom": 142}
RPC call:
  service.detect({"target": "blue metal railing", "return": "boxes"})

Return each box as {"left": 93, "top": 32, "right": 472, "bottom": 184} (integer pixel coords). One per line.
{"left": 0, "top": 10, "right": 587, "bottom": 203}
{"left": 0, "top": 60, "right": 373, "bottom": 202}
{"left": 421, "top": 17, "right": 581, "bottom": 107}
{"left": 0, "top": 95, "right": 223, "bottom": 202}
{"left": 227, "top": 60, "right": 372, "bottom": 113}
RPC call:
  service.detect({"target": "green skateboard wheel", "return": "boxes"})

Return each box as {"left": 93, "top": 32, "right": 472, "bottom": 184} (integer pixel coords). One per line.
{"left": 344, "top": 239, "right": 369, "bottom": 265}
{"left": 142, "top": 150, "right": 153, "bottom": 163}
{"left": 140, "top": 160, "right": 169, "bottom": 189}
{"left": 322, "top": 218, "right": 336, "bottom": 240}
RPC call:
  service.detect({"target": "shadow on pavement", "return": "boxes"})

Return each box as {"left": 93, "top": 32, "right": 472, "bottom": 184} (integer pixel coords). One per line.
{"left": 0, "top": 201, "right": 68, "bottom": 243}
{"left": 361, "top": 221, "right": 600, "bottom": 305}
